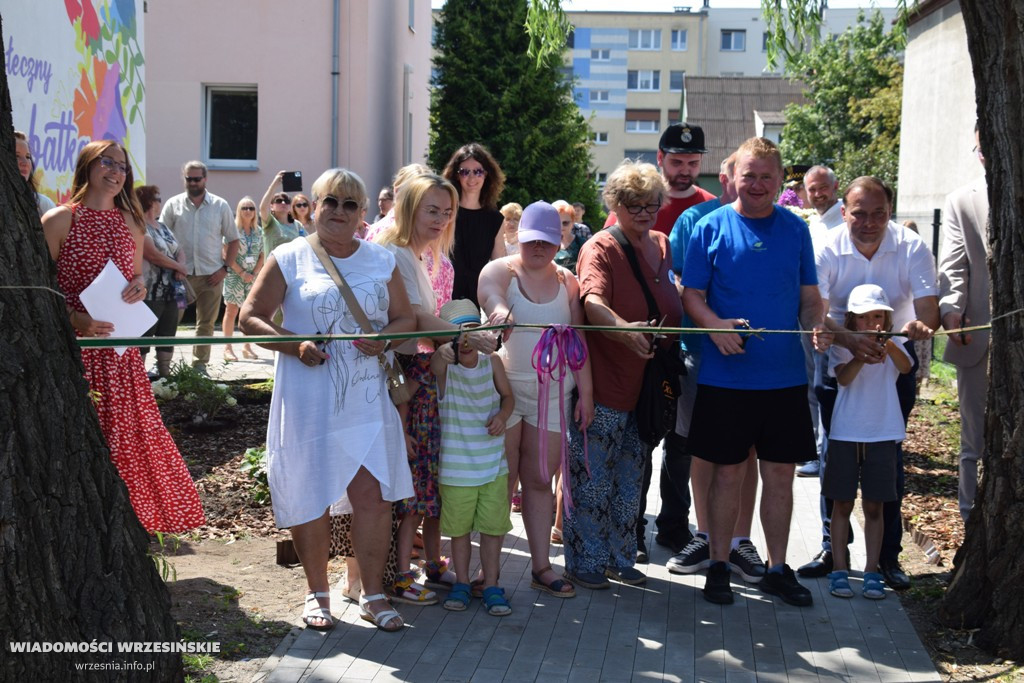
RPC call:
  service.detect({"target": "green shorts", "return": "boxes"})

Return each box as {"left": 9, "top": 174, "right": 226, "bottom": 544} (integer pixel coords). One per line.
{"left": 440, "top": 474, "right": 513, "bottom": 537}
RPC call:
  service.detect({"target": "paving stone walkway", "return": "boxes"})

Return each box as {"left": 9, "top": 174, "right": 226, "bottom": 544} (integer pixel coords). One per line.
{"left": 162, "top": 330, "right": 939, "bottom": 682}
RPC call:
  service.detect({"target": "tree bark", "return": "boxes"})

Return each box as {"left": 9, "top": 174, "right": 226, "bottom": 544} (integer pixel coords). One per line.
{"left": 0, "top": 17, "right": 183, "bottom": 682}
{"left": 941, "top": 0, "right": 1024, "bottom": 660}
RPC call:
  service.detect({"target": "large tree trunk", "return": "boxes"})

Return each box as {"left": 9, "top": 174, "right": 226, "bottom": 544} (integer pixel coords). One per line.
{"left": 0, "top": 18, "right": 183, "bottom": 682}
{"left": 941, "top": 0, "right": 1024, "bottom": 660}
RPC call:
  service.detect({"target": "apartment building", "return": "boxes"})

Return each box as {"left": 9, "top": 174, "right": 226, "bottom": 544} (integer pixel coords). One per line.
{"left": 566, "top": 3, "right": 899, "bottom": 185}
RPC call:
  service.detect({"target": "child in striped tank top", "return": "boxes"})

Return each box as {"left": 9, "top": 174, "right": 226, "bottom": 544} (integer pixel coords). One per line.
{"left": 430, "top": 299, "right": 515, "bottom": 615}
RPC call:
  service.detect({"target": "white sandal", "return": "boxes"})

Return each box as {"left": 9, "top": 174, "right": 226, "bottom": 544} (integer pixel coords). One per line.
{"left": 302, "top": 591, "right": 335, "bottom": 631}
{"left": 359, "top": 593, "right": 404, "bottom": 632}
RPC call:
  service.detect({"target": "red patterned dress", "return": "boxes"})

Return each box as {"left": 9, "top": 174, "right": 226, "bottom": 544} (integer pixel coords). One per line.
{"left": 56, "top": 205, "right": 206, "bottom": 533}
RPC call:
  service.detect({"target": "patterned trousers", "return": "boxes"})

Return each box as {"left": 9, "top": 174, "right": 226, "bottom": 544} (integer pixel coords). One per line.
{"left": 563, "top": 403, "right": 646, "bottom": 574}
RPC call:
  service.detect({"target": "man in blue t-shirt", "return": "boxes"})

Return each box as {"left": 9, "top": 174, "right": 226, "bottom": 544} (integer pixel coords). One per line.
{"left": 681, "top": 137, "right": 829, "bottom": 607}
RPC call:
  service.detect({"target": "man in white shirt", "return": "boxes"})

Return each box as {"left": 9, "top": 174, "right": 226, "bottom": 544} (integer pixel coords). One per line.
{"left": 799, "top": 176, "right": 939, "bottom": 590}
{"left": 160, "top": 160, "right": 239, "bottom": 372}
{"left": 797, "top": 164, "right": 845, "bottom": 479}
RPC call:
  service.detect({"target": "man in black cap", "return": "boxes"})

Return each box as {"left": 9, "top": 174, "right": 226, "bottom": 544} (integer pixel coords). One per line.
{"left": 628, "top": 122, "right": 716, "bottom": 564}
{"left": 603, "top": 122, "right": 715, "bottom": 238}
{"left": 652, "top": 122, "right": 716, "bottom": 236}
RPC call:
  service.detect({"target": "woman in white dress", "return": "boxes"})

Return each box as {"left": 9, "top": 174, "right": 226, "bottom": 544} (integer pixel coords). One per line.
{"left": 241, "top": 168, "right": 416, "bottom": 632}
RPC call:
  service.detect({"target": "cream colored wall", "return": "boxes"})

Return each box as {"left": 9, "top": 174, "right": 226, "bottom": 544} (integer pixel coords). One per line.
{"left": 145, "top": 0, "right": 432, "bottom": 211}
{"left": 896, "top": 2, "right": 979, "bottom": 248}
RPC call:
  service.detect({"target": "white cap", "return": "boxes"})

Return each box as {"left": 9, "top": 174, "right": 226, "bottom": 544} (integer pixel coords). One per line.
{"left": 847, "top": 284, "right": 894, "bottom": 314}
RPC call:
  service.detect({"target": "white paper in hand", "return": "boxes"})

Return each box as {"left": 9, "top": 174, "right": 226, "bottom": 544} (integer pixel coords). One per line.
{"left": 78, "top": 259, "right": 158, "bottom": 356}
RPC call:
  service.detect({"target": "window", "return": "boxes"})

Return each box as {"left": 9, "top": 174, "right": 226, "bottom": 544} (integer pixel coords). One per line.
{"left": 594, "top": 171, "right": 607, "bottom": 184}
{"left": 762, "top": 31, "right": 770, "bottom": 52}
{"left": 627, "top": 70, "right": 660, "bottom": 91}
{"left": 204, "top": 85, "right": 258, "bottom": 168}
{"left": 592, "top": 131, "right": 609, "bottom": 144}
{"left": 628, "top": 29, "right": 661, "bottom": 50}
{"left": 721, "top": 30, "right": 746, "bottom": 52}
{"left": 590, "top": 48, "right": 610, "bottom": 61}
{"left": 671, "top": 29, "right": 687, "bottom": 51}
{"left": 626, "top": 119, "right": 660, "bottom": 133}
{"left": 670, "top": 71, "right": 685, "bottom": 92}
{"left": 589, "top": 90, "right": 609, "bottom": 103}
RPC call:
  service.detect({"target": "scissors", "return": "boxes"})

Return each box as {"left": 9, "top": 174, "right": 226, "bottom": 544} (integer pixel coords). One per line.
{"left": 494, "top": 304, "right": 515, "bottom": 351}
{"left": 736, "top": 318, "right": 765, "bottom": 349}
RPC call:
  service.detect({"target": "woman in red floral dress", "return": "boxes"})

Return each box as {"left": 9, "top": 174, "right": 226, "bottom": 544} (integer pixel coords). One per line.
{"left": 41, "top": 140, "right": 205, "bottom": 533}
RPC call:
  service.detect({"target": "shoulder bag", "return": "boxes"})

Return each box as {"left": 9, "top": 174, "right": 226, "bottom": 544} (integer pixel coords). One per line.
{"left": 608, "top": 227, "right": 686, "bottom": 447}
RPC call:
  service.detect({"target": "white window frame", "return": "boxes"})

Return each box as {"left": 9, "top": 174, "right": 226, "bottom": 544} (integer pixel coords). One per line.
{"left": 628, "top": 29, "right": 661, "bottom": 51}
{"left": 669, "top": 71, "right": 685, "bottom": 92}
{"left": 625, "top": 119, "right": 660, "bottom": 134}
{"left": 590, "top": 48, "right": 611, "bottom": 61}
{"left": 721, "top": 29, "right": 746, "bottom": 52}
{"left": 594, "top": 171, "right": 607, "bottom": 184}
{"left": 627, "top": 69, "right": 661, "bottom": 92}
{"left": 589, "top": 89, "right": 610, "bottom": 103}
{"left": 592, "top": 131, "right": 609, "bottom": 145}
{"left": 671, "top": 29, "right": 687, "bottom": 51}
{"left": 203, "top": 84, "right": 258, "bottom": 170}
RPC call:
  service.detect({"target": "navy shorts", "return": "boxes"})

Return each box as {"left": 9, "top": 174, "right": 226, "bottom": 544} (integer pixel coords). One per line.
{"left": 687, "top": 384, "right": 817, "bottom": 466}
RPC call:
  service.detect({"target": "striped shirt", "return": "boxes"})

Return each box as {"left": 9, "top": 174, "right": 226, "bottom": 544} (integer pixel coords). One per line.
{"left": 438, "top": 355, "right": 507, "bottom": 487}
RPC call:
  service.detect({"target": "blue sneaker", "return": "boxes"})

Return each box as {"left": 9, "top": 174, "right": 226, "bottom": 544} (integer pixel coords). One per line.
{"left": 796, "top": 460, "right": 820, "bottom": 477}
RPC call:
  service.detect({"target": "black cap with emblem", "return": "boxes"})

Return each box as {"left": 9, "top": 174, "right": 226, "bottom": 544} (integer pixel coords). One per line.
{"left": 659, "top": 122, "right": 707, "bottom": 154}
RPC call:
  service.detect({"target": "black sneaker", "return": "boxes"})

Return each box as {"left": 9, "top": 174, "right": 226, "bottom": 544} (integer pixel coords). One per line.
{"left": 667, "top": 534, "right": 710, "bottom": 574}
{"left": 636, "top": 535, "right": 649, "bottom": 565}
{"left": 655, "top": 529, "right": 690, "bottom": 554}
{"left": 702, "top": 561, "right": 734, "bottom": 604}
{"left": 760, "top": 565, "right": 813, "bottom": 607}
{"left": 729, "top": 540, "right": 766, "bottom": 583}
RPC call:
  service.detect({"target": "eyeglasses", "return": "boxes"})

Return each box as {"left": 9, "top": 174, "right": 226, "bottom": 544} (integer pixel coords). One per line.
{"left": 240, "top": 206, "right": 256, "bottom": 212}
{"left": 423, "top": 206, "right": 454, "bottom": 221}
{"left": 319, "top": 196, "right": 361, "bottom": 213}
{"left": 457, "top": 168, "right": 487, "bottom": 178}
{"left": 99, "top": 157, "right": 128, "bottom": 175}
{"left": 561, "top": 220, "right": 572, "bottom": 226}
{"left": 184, "top": 176, "right": 205, "bottom": 183}
{"left": 154, "top": 197, "right": 162, "bottom": 203}
{"left": 622, "top": 202, "right": 662, "bottom": 215}
{"left": 294, "top": 202, "right": 309, "bottom": 208}
{"left": 273, "top": 197, "right": 290, "bottom": 204}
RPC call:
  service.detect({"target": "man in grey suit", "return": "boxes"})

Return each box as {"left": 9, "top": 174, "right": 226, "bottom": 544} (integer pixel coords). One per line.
{"left": 938, "top": 126, "right": 990, "bottom": 522}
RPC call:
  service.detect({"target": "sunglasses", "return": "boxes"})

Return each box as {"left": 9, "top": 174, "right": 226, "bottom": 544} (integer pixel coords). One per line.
{"left": 240, "top": 206, "right": 256, "bottom": 212}
{"left": 99, "top": 157, "right": 128, "bottom": 174}
{"left": 457, "top": 168, "right": 487, "bottom": 178}
{"left": 185, "top": 176, "right": 204, "bottom": 183}
{"left": 319, "top": 196, "right": 361, "bottom": 213}
{"left": 154, "top": 197, "right": 162, "bottom": 203}
{"left": 273, "top": 197, "right": 290, "bottom": 204}
{"left": 294, "top": 202, "right": 309, "bottom": 208}
{"left": 622, "top": 202, "right": 662, "bottom": 215}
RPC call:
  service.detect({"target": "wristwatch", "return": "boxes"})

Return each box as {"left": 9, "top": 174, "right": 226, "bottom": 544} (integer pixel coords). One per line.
{"left": 221, "top": 264, "right": 229, "bottom": 272}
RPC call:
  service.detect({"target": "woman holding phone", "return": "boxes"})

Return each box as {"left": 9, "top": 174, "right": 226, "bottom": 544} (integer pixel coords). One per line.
{"left": 260, "top": 171, "right": 303, "bottom": 256}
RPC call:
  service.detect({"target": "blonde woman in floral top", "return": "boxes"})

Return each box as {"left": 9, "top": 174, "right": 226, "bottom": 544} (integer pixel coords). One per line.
{"left": 222, "top": 196, "right": 264, "bottom": 361}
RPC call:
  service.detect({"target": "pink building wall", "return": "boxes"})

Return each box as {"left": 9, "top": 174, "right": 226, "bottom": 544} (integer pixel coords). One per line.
{"left": 144, "top": 0, "right": 432, "bottom": 211}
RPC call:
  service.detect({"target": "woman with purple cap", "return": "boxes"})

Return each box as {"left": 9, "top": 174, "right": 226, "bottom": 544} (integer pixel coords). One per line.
{"left": 478, "top": 200, "right": 594, "bottom": 599}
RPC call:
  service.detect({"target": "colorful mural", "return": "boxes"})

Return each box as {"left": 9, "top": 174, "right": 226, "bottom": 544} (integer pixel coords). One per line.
{"left": 5, "top": 0, "right": 145, "bottom": 204}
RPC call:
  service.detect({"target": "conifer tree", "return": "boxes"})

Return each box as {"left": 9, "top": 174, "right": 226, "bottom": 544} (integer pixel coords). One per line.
{"left": 429, "top": 0, "right": 602, "bottom": 220}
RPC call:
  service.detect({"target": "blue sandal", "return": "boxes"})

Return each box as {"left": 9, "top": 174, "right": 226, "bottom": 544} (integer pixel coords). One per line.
{"left": 482, "top": 586, "right": 512, "bottom": 616}
{"left": 443, "top": 582, "right": 472, "bottom": 611}
{"left": 862, "top": 572, "right": 886, "bottom": 600}
{"left": 828, "top": 570, "right": 854, "bottom": 598}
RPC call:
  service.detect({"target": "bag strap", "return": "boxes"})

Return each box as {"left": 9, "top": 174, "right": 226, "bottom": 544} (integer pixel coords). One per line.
{"left": 608, "top": 226, "right": 660, "bottom": 320}
{"left": 306, "top": 234, "right": 375, "bottom": 335}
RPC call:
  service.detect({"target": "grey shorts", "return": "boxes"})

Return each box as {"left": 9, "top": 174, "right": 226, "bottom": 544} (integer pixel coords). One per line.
{"left": 821, "top": 440, "right": 898, "bottom": 502}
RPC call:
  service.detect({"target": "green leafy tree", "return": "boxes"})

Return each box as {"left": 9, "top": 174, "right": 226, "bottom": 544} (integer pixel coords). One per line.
{"left": 429, "top": 0, "right": 602, "bottom": 219}
{"left": 777, "top": 12, "right": 904, "bottom": 189}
